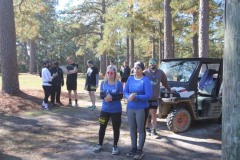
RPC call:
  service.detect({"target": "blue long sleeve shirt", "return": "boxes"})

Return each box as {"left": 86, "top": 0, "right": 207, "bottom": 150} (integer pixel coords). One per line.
{"left": 124, "top": 76, "right": 152, "bottom": 110}
{"left": 100, "top": 80, "right": 123, "bottom": 113}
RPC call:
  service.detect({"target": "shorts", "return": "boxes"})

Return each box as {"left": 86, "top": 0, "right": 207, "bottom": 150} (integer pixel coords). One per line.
{"left": 148, "top": 100, "right": 159, "bottom": 109}
{"left": 67, "top": 80, "right": 77, "bottom": 90}
{"left": 121, "top": 77, "right": 128, "bottom": 83}
{"left": 86, "top": 85, "right": 96, "bottom": 91}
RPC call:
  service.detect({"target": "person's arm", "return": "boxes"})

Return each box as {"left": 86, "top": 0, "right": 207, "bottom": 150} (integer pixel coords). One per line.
{"left": 99, "top": 81, "right": 106, "bottom": 99}
{"left": 67, "top": 66, "right": 78, "bottom": 74}
{"left": 111, "top": 93, "right": 123, "bottom": 101}
{"left": 95, "top": 67, "right": 99, "bottom": 87}
{"left": 111, "top": 81, "right": 123, "bottom": 101}
{"left": 123, "top": 77, "right": 131, "bottom": 99}
{"left": 161, "top": 71, "right": 171, "bottom": 92}
{"left": 96, "top": 74, "right": 99, "bottom": 87}
{"left": 60, "top": 68, "right": 64, "bottom": 86}
{"left": 134, "top": 78, "right": 152, "bottom": 100}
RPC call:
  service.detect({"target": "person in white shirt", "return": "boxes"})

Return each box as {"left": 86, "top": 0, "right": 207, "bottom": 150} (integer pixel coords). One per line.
{"left": 108, "top": 60, "right": 117, "bottom": 72}
{"left": 41, "top": 60, "right": 57, "bottom": 110}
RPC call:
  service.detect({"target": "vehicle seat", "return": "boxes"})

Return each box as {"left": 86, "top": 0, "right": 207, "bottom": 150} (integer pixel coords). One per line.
{"left": 198, "top": 69, "right": 218, "bottom": 111}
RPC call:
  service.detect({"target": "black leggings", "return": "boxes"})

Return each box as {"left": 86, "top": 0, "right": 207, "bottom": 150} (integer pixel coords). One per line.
{"left": 98, "top": 111, "right": 122, "bottom": 146}
{"left": 43, "top": 85, "right": 52, "bottom": 103}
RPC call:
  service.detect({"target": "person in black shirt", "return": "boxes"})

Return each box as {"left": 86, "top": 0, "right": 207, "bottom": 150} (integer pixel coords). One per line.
{"left": 120, "top": 61, "right": 131, "bottom": 86}
{"left": 85, "top": 60, "right": 99, "bottom": 110}
{"left": 66, "top": 57, "right": 78, "bottom": 107}
{"left": 50, "top": 61, "right": 64, "bottom": 106}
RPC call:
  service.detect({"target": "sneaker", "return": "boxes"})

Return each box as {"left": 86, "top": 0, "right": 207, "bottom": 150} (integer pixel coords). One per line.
{"left": 93, "top": 144, "right": 102, "bottom": 152}
{"left": 41, "top": 101, "right": 45, "bottom": 108}
{"left": 90, "top": 105, "right": 96, "bottom": 111}
{"left": 133, "top": 149, "right": 144, "bottom": 159}
{"left": 151, "top": 129, "right": 158, "bottom": 136}
{"left": 43, "top": 103, "right": 49, "bottom": 110}
{"left": 126, "top": 148, "right": 136, "bottom": 157}
{"left": 112, "top": 145, "right": 119, "bottom": 155}
{"left": 146, "top": 127, "right": 151, "bottom": 133}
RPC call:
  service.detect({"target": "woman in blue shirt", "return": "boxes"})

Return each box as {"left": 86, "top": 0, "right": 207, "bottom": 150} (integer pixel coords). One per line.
{"left": 93, "top": 66, "right": 123, "bottom": 155}
{"left": 124, "top": 61, "right": 152, "bottom": 159}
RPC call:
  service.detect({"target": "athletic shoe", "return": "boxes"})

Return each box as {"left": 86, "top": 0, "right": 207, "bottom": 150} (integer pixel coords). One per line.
{"left": 112, "top": 146, "right": 119, "bottom": 155}
{"left": 146, "top": 127, "right": 151, "bottom": 133}
{"left": 43, "top": 103, "right": 49, "bottom": 110}
{"left": 93, "top": 144, "right": 102, "bottom": 152}
{"left": 41, "top": 101, "right": 45, "bottom": 108}
{"left": 126, "top": 148, "right": 136, "bottom": 157}
{"left": 151, "top": 129, "right": 158, "bottom": 136}
{"left": 90, "top": 105, "right": 96, "bottom": 111}
{"left": 133, "top": 149, "right": 144, "bottom": 159}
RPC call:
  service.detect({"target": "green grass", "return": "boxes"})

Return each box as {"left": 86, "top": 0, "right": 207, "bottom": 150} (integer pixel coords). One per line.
{"left": 0, "top": 73, "right": 102, "bottom": 92}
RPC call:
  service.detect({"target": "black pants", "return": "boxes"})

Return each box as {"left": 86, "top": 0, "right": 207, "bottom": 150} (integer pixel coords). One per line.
{"left": 51, "top": 85, "right": 61, "bottom": 103}
{"left": 98, "top": 111, "right": 122, "bottom": 146}
{"left": 43, "top": 85, "right": 52, "bottom": 103}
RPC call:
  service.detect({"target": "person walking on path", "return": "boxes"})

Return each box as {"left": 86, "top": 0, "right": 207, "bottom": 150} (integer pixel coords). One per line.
{"left": 143, "top": 58, "right": 171, "bottom": 137}
{"left": 119, "top": 61, "right": 131, "bottom": 87}
{"left": 85, "top": 60, "right": 99, "bottom": 110}
{"left": 50, "top": 61, "right": 64, "bottom": 106}
{"left": 66, "top": 56, "right": 78, "bottom": 107}
{"left": 41, "top": 60, "right": 58, "bottom": 110}
{"left": 93, "top": 66, "right": 123, "bottom": 155}
{"left": 123, "top": 61, "right": 152, "bottom": 159}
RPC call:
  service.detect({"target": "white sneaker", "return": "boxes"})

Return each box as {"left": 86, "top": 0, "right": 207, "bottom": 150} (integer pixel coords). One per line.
{"left": 44, "top": 103, "right": 49, "bottom": 110}
{"left": 112, "top": 146, "right": 119, "bottom": 155}
{"left": 41, "top": 101, "right": 45, "bottom": 107}
{"left": 93, "top": 144, "right": 102, "bottom": 152}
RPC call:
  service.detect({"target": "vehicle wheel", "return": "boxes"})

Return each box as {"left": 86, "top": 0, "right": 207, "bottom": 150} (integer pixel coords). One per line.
{"left": 166, "top": 107, "right": 191, "bottom": 133}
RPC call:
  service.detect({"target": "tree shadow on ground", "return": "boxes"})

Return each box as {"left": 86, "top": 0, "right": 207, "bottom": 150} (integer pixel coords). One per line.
{"left": 0, "top": 153, "right": 22, "bottom": 160}
{"left": 0, "top": 101, "right": 221, "bottom": 160}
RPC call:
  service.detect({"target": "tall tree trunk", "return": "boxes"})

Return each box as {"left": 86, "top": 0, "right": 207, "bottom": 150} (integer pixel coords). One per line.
{"left": 199, "top": 0, "right": 209, "bottom": 58}
{"left": 152, "top": 26, "right": 156, "bottom": 58}
{"left": 159, "top": 22, "right": 163, "bottom": 63}
{"left": 29, "top": 39, "right": 36, "bottom": 74}
{"left": 100, "top": 0, "right": 106, "bottom": 75}
{"left": 222, "top": 2, "right": 240, "bottom": 159}
{"left": 164, "top": 0, "right": 173, "bottom": 58}
{"left": 172, "top": 35, "right": 175, "bottom": 56}
{"left": 0, "top": 0, "right": 20, "bottom": 94}
{"left": 130, "top": 27, "right": 134, "bottom": 68}
{"left": 192, "top": 12, "right": 198, "bottom": 58}
{"left": 126, "top": 36, "right": 130, "bottom": 62}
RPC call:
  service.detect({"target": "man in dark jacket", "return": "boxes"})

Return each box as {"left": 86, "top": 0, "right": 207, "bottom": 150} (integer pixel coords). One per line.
{"left": 50, "top": 61, "right": 64, "bottom": 105}
{"left": 120, "top": 61, "right": 131, "bottom": 86}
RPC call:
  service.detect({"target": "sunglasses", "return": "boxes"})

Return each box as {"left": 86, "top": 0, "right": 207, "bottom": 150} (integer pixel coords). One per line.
{"left": 107, "top": 71, "right": 114, "bottom": 75}
{"left": 149, "top": 62, "right": 157, "bottom": 65}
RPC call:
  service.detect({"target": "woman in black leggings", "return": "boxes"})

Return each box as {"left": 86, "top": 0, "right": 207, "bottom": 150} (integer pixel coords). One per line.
{"left": 93, "top": 66, "right": 123, "bottom": 155}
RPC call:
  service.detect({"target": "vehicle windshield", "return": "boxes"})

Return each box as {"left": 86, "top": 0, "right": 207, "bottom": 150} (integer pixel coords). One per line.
{"left": 160, "top": 61, "right": 199, "bottom": 82}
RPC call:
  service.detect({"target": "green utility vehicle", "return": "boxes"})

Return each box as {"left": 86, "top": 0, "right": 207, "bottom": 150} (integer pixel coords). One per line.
{"left": 159, "top": 58, "right": 222, "bottom": 133}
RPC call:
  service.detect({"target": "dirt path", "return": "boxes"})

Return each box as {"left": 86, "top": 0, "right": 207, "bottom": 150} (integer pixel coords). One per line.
{"left": 0, "top": 92, "right": 221, "bottom": 160}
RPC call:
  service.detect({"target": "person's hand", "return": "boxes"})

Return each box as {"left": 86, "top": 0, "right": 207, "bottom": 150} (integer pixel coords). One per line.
{"left": 53, "top": 72, "right": 58, "bottom": 78}
{"left": 96, "top": 85, "right": 98, "bottom": 88}
{"left": 128, "top": 93, "right": 136, "bottom": 102}
{"left": 104, "top": 94, "right": 112, "bottom": 102}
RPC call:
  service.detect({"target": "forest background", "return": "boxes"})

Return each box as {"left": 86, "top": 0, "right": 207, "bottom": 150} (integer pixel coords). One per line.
{"left": 11, "top": 0, "right": 223, "bottom": 75}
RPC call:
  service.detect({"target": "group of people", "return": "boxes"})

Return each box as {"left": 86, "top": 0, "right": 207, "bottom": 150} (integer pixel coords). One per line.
{"left": 41, "top": 57, "right": 100, "bottom": 110}
{"left": 41, "top": 56, "right": 170, "bottom": 159}
{"left": 93, "top": 58, "right": 170, "bottom": 160}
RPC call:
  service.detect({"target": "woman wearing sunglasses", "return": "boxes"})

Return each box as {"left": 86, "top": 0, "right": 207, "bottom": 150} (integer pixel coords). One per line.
{"left": 93, "top": 66, "right": 123, "bottom": 155}
{"left": 124, "top": 61, "right": 152, "bottom": 159}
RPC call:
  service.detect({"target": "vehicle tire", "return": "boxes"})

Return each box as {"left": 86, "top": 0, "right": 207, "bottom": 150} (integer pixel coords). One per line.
{"left": 166, "top": 107, "right": 191, "bottom": 133}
